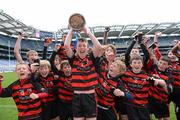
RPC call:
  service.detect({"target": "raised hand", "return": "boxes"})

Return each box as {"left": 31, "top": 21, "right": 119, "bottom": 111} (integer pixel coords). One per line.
{"left": 82, "top": 25, "right": 91, "bottom": 35}
{"left": 0, "top": 73, "right": 3, "bottom": 82}
{"left": 54, "top": 44, "right": 61, "bottom": 52}
{"left": 29, "top": 93, "right": 39, "bottom": 100}
{"left": 113, "top": 89, "right": 125, "bottom": 97}
{"left": 143, "top": 36, "right": 150, "bottom": 46}
{"left": 155, "top": 31, "right": 162, "bottom": 37}
{"left": 17, "top": 32, "right": 23, "bottom": 39}
{"left": 44, "top": 38, "right": 52, "bottom": 47}
{"left": 135, "top": 32, "right": 143, "bottom": 44}
{"left": 30, "top": 63, "right": 39, "bottom": 73}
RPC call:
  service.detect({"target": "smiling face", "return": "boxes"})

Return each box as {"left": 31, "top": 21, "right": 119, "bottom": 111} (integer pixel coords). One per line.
{"left": 26, "top": 50, "right": 39, "bottom": 64}
{"left": 54, "top": 55, "right": 61, "bottom": 66}
{"left": 130, "top": 55, "right": 143, "bottom": 73}
{"left": 130, "top": 48, "right": 140, "bottom": 57}
{"left": 105, "top": 46, "right": 116, "bottom": 62}
{"left": 76, "top": 39, "right": 88, "bottom": 58}
{"left": 60, "top": 60, "right": 71, "bottom": 77}
{"left": 39, "top": 65, "right": 50, "bottom": 77}
{"left": 39, "top": 60, "right": 51, "bottom": 77}
{"left": 157, "top": 59, "right": 169, "bottom": 72}
{"left": 167, "top": 51, "right": 178, "bottom": 61}
{"left": 16, "top": 64, "right": 31, "bottom": 79}
{"left": 109, "top": 60, "right": 126, "bottom": 77}
{"left": 130, "top": 59, "right": 143, "bottom": 73}
{"left": 62, "top": 64, "right": 71, "bottom": 77}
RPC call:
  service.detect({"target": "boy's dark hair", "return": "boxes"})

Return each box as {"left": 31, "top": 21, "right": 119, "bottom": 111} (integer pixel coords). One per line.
{"left": 159, "top": 56, "right": 170, "bottom": 65}
{"left": 78, "top": 37, "right": 88, "bottom": 43}
{"left": 132, "top": 47, "right": 139, "bottom": 50}
{"left": 129, "top": 54, "right": 143, "bottom": 64}
{"left": 60, "top": 60, "right": 70, "bottom": 70}
{"left": 108, "top": 44, "right": 117, "bottom": 54}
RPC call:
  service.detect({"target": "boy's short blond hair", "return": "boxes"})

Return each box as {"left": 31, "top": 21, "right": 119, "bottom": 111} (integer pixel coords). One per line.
{"left": 114, "top": 59, "right": 126, "bottom": 74}
{"left": 26, "top": 50, "right": 38, "bottom": 58}
{"left": 16, "top": 63, "right": 30, "bottom": 71}
{"left": 39, "top": 60, "right": 51, "bottom": 70}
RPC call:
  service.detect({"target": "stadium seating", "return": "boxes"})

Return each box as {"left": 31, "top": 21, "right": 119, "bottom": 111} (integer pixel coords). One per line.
{"left": 0, "top": 34, "right": 179, "bottom": 71}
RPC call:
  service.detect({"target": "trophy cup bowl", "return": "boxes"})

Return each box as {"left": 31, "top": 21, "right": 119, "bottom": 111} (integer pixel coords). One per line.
{"left": 69, "top": 13, "right": 86, "bottom": 31}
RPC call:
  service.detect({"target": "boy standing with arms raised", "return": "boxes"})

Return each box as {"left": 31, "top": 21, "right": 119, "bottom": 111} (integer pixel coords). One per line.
{"left": 64, "top": 26, "right": 101, "bottom": 120}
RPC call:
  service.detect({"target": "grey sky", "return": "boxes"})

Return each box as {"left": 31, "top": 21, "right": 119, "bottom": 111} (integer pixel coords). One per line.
{"left": 0, "top": 0, "right": 179, "bottom": 31}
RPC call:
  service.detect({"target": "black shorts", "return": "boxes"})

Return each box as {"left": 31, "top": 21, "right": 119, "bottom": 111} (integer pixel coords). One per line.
{"left": 58, "top": 101, "right": 73, "bottom": 120}
{"left": 72, "top": 93, "right": 97, "bottom": 118}
{"left": 171, "top": 87, "right": 180, "bottom": 106}
{"left": 114, "top": 97, "right": 127, "bottom": 115}
{"left": 148, "top": 97, "right": 169, "bottom": 118}
{"left": 175, "top": 105, "right": 180, "bottom": 120}
{"left": 126, "top": 103, "right": 150, "bottom": 120}
{"left": 97, "top": 106, "right": 117, "bottom": 120}
{"left": 19, "top": 116, "right": 42, "bottom": 120}
{"left": 30, "top": 117, "right": 42, "bottom": 120}
{"left": 41, "top": 101, "right": 59, "bottom": 120}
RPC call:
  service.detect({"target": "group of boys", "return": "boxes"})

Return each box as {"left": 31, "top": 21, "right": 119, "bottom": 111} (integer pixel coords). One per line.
{"left": 0, "top": 25, "right": 180, "bottom": 120}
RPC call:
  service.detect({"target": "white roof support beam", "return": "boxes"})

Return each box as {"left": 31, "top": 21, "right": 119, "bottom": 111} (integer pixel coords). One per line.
{"left": 171, "top": 29, "right": 180, "bottom": 34}
{"left": 145, "top": 24, "right": 159, "bottom": 35}
{"left": 118, "top": 25, "right": 125, "bottom": 37}
{"left": 161, "top": 23, "right": 176, "bottom": 33}
{"left": 131, "top": 25, "right": 142, "bottom": 36}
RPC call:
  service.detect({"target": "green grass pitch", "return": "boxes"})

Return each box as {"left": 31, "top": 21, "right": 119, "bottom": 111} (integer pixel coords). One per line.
{"left": 0, "top": 72, "right": 177, "bottom": 120}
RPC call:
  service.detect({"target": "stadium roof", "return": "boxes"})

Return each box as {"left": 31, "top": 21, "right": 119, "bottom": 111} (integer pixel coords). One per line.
{"left": 0, "top": 10, "right": 180, "bottom": 39}
{"left": 0, "top": 10, "right": 35, "bottom": 37}
{"left": 57, "top": 22, "right": 180, "bottom": 39}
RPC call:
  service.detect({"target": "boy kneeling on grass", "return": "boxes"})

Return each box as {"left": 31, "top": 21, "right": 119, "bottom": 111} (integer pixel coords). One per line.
{"left": 0, "top": 63, "right": 48, "bottom": 120}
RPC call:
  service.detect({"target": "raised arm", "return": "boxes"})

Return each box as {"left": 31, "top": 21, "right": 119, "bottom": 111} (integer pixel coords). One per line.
{"left": 64, "top": 29, "right": 74, "bottom": 58}
{"left": 125, "top": 40, "right": 136, "bottom": 67}
{"left": 171, "top": 41, "right": 180, "bottom": 58}
{"left": 0, "top": 75, "right": 13, "bottom": 97}
{"left": 14, "top": 34, "right": 24, "bottom": 63}
{"left": 83, "top": 26, "right": 102, "bottom": 57}
{"left": 42, "top": 38, "right": 52, "bottom": 60}
{"left": 49, "top": 44, "right": 61, "bottom": 75}
{"left": 140, "top": 43, "right": 150, "bottom": 65}
{"left": 153, "top": 32, "right": 162, "bottom": 60}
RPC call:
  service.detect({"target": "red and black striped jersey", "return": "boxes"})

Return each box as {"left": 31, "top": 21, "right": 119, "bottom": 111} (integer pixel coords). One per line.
{"left": 38, "top": 73, "right": 55, "bottom": 103}
{"left": 56, "top": 75, "right": 73, "bottom": 103}
{"left": 170, "top": 61, "right": 180, "bottom": 87}
{"left": 96, "top": 57, "right": 109, "bottom": 73}
{"left": 69, "top": 52, "right": 98, "bottom": 91}
{"left": 0, "top": 78, "right": 47, "bottom": 120}
{"left": 148, "top": 66, "right": 169, "bottom": 103}
{"left": 94, "top": 56, "right": 129, "bottom": 108}
{"left": 121, "top": 70, "right": 150, "bottom": 107}
{"left": 96, "top": 71, "right": 125, "bottom": 108}
{"left": 57, "top": 43, "right": 74, "bottom": 60}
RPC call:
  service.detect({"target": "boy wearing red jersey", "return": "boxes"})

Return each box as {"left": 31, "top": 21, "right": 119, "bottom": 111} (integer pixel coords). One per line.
{"left": 64, "top": 26, "right": 101, "bottom": 120}
{"left": 0, "top": 63, "right": 48, "bottom": 120}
